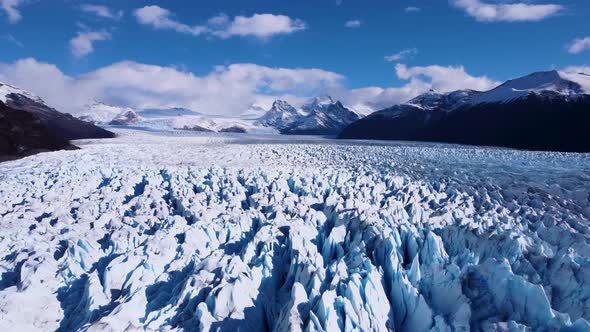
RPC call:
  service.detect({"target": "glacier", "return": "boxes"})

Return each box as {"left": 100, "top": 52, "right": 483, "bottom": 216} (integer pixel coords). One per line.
{"left": 0, "top": 128, "right": 589, "bottom": 331}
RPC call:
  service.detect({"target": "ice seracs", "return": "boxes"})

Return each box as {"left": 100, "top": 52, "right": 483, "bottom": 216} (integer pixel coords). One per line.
{"left": 0, "top": 129, "right": 589, "bottom": 331}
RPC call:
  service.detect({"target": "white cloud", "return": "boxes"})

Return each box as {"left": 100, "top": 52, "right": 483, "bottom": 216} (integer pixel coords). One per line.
{"left": 134, "top": 6, "right": 306, "bottom": 39}
{"left": 218, "top": 14, "right": 306, "bottom": 38}
{"left": 345, "top": 20, "right": 361, "bottom": 28}
{"left": 69, "top": 31, "right": 111, "bottom": 58}
{"left": 0, "top": 58, "right": 343, "bottom": 116}
{"left": 80, "top": 4, "right": 123, "bottom": 20}
{"left": 394, "top": 63, "right": 499, "bottom": 92}
{"left": 451, "top": 0, "right": 563, "bottom": 22}
{"left": 385, "top": 48, "right": 418, "bottom": 62}
{"left": 134, "top": 5, "right": 208, "bottom": 36}
{"left": 568, "top": 37, "right": 590, "bottom": 54}
{"left": 562, "top": 65, "right": 590, "bottom": 74}
{"left": 405, "top": 7, "right": 421, "bottom": 13}
{"left": 0, "top": 56, "right": 502, "bottom": 117}
{"left": 0, "top": 0, "right": 25, "bottom": 23}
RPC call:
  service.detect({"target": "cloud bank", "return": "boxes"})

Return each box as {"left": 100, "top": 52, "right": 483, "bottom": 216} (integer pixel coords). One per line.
{"left": 0, "top": 58, "right": 342, "bottom": 115}
{"left": 0, "top": 58, "right": 501, "bottom": 115}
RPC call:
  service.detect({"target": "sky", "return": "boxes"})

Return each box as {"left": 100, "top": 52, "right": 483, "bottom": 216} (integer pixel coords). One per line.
{"left": 0, "top": 0, "right": 589, "bottom": 116}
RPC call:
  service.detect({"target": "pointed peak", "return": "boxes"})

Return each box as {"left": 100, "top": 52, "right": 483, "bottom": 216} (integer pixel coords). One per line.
{"left": 272, "top": 99, "right": 293, "bottom": 108}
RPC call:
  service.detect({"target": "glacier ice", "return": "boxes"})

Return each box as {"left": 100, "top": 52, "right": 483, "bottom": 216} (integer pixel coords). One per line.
{"left": 0, "top": 129, "right": 589, "bottom": 331}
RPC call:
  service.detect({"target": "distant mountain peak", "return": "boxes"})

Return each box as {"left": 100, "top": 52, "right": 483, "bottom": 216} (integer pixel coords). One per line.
{"left": 258, "top": 96, "right": 360, "bottom": 135}
{"left": 271, "top": 99, "right": 296, "bottom": 110}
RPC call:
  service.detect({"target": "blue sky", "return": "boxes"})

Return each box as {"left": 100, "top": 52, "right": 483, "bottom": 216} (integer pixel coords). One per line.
{"left": 0, "top": 0, "right": 589, "bottom": 115}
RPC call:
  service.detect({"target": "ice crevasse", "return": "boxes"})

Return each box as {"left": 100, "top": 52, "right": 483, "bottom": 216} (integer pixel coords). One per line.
{"left": 0, "top": 139, "right": 589, "bottom": 331}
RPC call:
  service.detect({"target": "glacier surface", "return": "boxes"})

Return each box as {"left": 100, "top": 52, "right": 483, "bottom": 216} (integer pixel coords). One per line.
{"left": 0, "top": 129, "right": 589, "bottom": 331}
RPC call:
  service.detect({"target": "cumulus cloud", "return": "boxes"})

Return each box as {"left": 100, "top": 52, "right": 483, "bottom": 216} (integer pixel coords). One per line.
{"left": 134, "top": 5, "right": 208, "bottom": 35}
{"left": 385, "top": 48, "right": 418, "bottom": 62}
{"left": 395, "top": 63, "right": 499, "bottom": 92}
{"left": 0, "top": 58, "right": 343, "bottom": 115}
{"left": 568, "top": 37, "right": 590, "bottom": 54}
{"left": 451, "top": 0, "right": 563, "bottom": 22}
{"left": 345, "top": 20, "right": 361, "bottom": 28}
{"left": 0, "top": 0, "right": 26, "bottom": 23}
{"left": 134, "top": 6, "right": 306, "bottom": 39}
{"left": 80, "top": 4, "right": 123, "bottom": 20}
{"left": 69, "top": 31, "right": 111, "bottom": 58}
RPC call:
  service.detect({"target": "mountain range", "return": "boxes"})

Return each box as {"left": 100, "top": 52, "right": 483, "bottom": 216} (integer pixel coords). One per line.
{"left": 256, "top": 95, "right": 362, "bottom": 135}
{"left": 2, "top": 69, "right": 590, "bottom": 156}
{"left": 78, "top": 95, "right": 362, "bottom": 136}
{"left": 339, "top": 70, "right": 590, "bottom": 152}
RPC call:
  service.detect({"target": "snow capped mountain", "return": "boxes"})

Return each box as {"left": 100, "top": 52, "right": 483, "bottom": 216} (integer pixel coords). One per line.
{"left": 347, "top": 102, "right": 378, "bottom": 116}
{"left": 255, "top": 99, "right": 303, "bottom": 130}
{"left": 300, "top": 94, "right": 335, "bottom": 113}
{"left": 472, "top": 70, "right": 590, "bottom": 105}
{"left": 109, "top": 109, "right": 142, "bottom": 125}
{"left": 78, "top": 102, "right": 140, "bottom": 125}
{"left": 257, "top": 96, "right": 361, "bottom": 135}
{"left": 137, "top": 114, "right": 256, "bottom": 133}
{"left": 407, "top": 89, "right": 480, "bottom": 111}
{"left": 398, "top": 70, "right": 590, "bottom": 112}
{"left": 340, "top": 70, "right": 590, "bottom": 152}
{"left": 0, "top": 82, "right": 44, "bottom": 105}
{"left": 77, "top": 103, "right": 262, "bottom": 133}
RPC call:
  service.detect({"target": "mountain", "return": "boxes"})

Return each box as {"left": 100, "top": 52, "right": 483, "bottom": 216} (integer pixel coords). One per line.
{"left": 0, "top": 102, "right": 77, "bottom": 160}
{"left": 339, "top": 70, "right": 590, "bottom": 152}
{"left": 78, "top": 102, "right": 140, "bottom": 125}
{"left": 256, "top": 96, "right": 361, "bottom": 135}
{"left": 134, "top": 107, "right": 260, "bottom": 133}
{"left": 109, "top": 109, "right": 142, "bottom": 125}
{"left": 256, "top": 100, "right": 304, "bottom": 131}
{"left": 78, "top": 104, "right": 258, "bottom": 133}
{"left": 0, "top": 82, "right": 114, "bottom": 159}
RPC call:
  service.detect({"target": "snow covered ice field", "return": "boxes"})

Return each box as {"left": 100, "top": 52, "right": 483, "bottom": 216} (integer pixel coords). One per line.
{"left": 1, "top": 128, "right": 590, "bottom": 332}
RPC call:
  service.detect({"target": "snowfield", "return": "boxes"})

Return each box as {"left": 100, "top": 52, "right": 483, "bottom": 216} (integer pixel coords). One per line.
{"left": 1, "top": 129, "right": 590, "bottom": 332}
